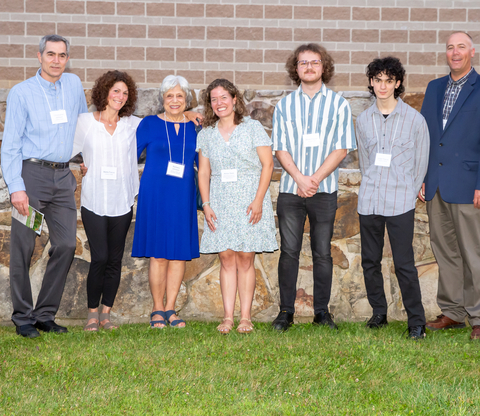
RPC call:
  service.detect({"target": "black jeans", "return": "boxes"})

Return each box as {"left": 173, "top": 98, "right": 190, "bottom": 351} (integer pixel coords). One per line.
{"left": 277, "top": 192, "right": 337, "bottom": 314}
{"left": 81, "top": 207, "right": 133, "bottom": 309}
{"left": 359, "top": 209, "right": 425, "bottom": 326}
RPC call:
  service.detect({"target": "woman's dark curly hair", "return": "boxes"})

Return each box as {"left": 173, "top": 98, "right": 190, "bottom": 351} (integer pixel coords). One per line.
{"left": 366, "top": 57, "right": 405, "bottom": 99}
{"left": 91, "top": 70, "right": 138, "bottom": 117}
{"left": 202, "top": 79, "right": 248, "bottom": 128}
{"left": 285, "top": 43, "right": 335, "bottom": 86}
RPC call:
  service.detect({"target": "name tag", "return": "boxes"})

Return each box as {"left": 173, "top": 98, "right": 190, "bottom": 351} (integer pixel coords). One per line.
{"left": 166, "top": 162, "right": 185, "bottom": 178}
{"left": 101, "top": 166, "right": 117, "bottom": 180}
{"left": 374, "top": 153, "right": 392, "bottom": 167}
{"left": 303, "top": 133, "right": 320, "bottom": 147}
{"left": 221, "top": 169, "right": 237, "bottom": 182}
{"left": 50, "top": 109, "right": 68, "bottom": 125}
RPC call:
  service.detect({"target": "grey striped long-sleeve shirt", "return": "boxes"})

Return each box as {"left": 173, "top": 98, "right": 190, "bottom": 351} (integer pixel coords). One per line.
{"left": 356, "top": 98, "right": 430, "bottom": 216}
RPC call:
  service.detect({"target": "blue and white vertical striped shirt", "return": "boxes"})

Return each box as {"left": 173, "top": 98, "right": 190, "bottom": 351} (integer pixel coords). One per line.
{"left": 1, "top": 69, "right": 88, "bottom": 194}
{"left": 272, "top": 84, "right": 356, "bottom": 194}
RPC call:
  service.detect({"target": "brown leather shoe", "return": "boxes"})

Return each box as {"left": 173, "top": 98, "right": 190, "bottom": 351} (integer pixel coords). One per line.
{"left": 470, "top": 325, "right": 480, "bottom": 340}
{"left": 426, "top": 314, "right": 465, "bottom": 331}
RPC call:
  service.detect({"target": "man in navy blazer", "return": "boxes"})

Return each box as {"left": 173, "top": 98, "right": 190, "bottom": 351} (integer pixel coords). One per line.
{"left": 419, "top": 31, "right": 480, "bottom": 340}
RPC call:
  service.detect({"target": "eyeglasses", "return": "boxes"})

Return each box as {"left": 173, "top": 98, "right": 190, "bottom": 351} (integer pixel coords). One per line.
{"left": 297, "top": 60, "right": 322, "bottom": 68}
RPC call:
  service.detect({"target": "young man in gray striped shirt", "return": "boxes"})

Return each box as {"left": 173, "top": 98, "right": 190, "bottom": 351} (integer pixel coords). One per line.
{"left": 356, "top": 57, "right": 429, "bottom": 339}
{"left": 271, "top": 43, "right": 356, "bottom": 331}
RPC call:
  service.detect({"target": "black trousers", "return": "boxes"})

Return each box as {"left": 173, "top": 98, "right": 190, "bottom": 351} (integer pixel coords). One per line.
{"left": 359, "top": 209, "right": 425, "bottom": 326}
{"left": 81, "top": 207, "right": 133, "bottom": 309}
{"left": 277, "top": 192, "right": 337, "bottom": 314}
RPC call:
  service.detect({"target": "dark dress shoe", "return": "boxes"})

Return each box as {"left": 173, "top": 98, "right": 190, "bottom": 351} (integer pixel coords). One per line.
{"left": 426, "top": 314, "right": 465, "bottom": 331}
{"left": 272, "top": 311, "right": 294, "bottom": 331}
{"left": 16, "top": 324, "right": 41, "bottom": 338}
{"left": 34, "top": 320, "right": 68, "bottom": 333}
{"left": 407, "top": 325, "right": 426, "bottom": 340}
{"left": 313, "top": 310, "right": 338, "bottom": 330}
{"left": 470, "top": 325, "right": 480, "bottom": 340}
{"left": 366, "top": 314, "right": 388, "bottom": 328}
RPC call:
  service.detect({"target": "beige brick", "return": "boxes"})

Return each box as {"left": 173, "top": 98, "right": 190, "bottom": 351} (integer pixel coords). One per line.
{"left": 206, "top": 70, "right": 234, "bottom": 84}
{"left": 326, "top": 73, "right": 350, "bottom": 88}
{"left": 87, "top": 1, "right": 115, "bottom": 15}
{"left": 127, "top": 70, "right": 145, "bottom": 83}
{"left": 438, "top": 30, "right": 452, "bottom": 45}
{"left": 207, "top": 27, "right": 234, "bottom": 40}
{"left": 177, "top": 3, "right": 204, "bottom": 17}
{"left": 26, "top": 0, "right": 54, "bottom": 13}
{"left": 26, "top": 67, "right": 39, "bottom": 79}
{"left": 352, "top": 29, "right": 379, "bottom": 43}
{"left": 264, "top": 72, "right": 292, "bottom": 86}
{"left": 118, "top": 2, "right": 145, "bottom": 16}
{"left": 64, "top": 67, "right": 85, "bottom": 81}
{"left": 57, "top": 23, "right": 86, "bottom": 37}
{"left": 350, "top": 73, "right": 367, "bottom": 88}
{"left": 0, "top": 44, "right": 24, "bottom": 58}
{"left": 148, "top": 26, "right": 176, "bottom": 39}
{"left": 381, "top": 8, "right": 408, "bottom": 21}
{"left": 118, "top": 25, "right": 146, "bottom": 38}
{"left": 27, "top": 22, "right": 56, "bottom": 36}
{"left": 87, "top": 69, "right": 110, "bottom": 82}
{"left": 323, "top": 29, "right": 350, "bottom": 42}
{"left": 294, "top": 6, "right": 322, "bottom": 20}
{"left": 147, "top": 3, "right": 175, "bottom": 16}
{"left": 206, "top": 4, "right": 233, "bottom": 18}
{"left": 25, "top": 45, "right": 38, "bottom": 57}
{"left": 266, "top": 28, "right": 292, "bottom": 42}
{"left": 235, "top": 49, "right": 262, "bottom": 63}
{"left": 264, "top": 49, "right": 291, "bottom": 63}
{"left": 117, "top": 47, "right": 145, "bottom": 61}
{"left": 381, "top": 30, "right": 408, "bottom": 43}
{"left": 177, "top": 70, "right": 204, "bottom": 85}
{"left": 323, "top": 7, "right": 350, "bottom": 20}
{"left": 236, "top": 27, "right": 263, "bottom": 41}
{"left": 88, "top": 24, "right": 116, "bottom": 38}
{"left": 235, "top": 71, "right": 262, "bottom": 85}
{"left": 206, "top": 49, "right": 234, "bottom": 62}
{"left": 56, "top": 1, "right": 85, "bottom": 14}
{"left": 236, "top": 5, "right": 263, "bottom": 19}
{"left": 410, "top": 30, "right": 436, "bottom": 44}
{"left": 177, "top": 26, "right": 205, "bottom": 40}
{"left": 70, "top": 45, "right": 85, "bottom": 59}
{"left": 409, "top": 52, "right": 436, "bottom": 66}
{"left": 380, "top": 51, "right": 407, "bottom": 64}
{"left": 469, "top": 9, "right": 480, "bottom": 22}
{"left": 408, "top": 73, "right": 436, "bottom": 88}
{"left": 436, "top": 52, "right": 447, "bottom": 66}
{"left": 0, "top": 22, "right": 24, "bottom": 36}
{"left": 147, "top": 70, "right": 172, "bottom": 84}
{"left": 410, "top": 8, "right": 437, "bottom": 21}
{"left": 353, "top": 7, "right": 380, "bottom": 21}
{"left": 176, "top": 48, "right": 204, "bottom": 62}
{"left": 265, "top": 5, "right": 292, "bottom": 19}
{"left": 0, "top": 0, "right": 23, "bottom": 12}
{"left": 0, "top": 67, "right": 24, "bottom": 80}
{"left": 146, "top": 47, "right": 174, "bottom": 61}
{"left": 87, "top": 46, "right": 115, "bottom": 60}
{"left": 294, "top": 28, "right": 322, "bottom": 42}
{"left": 439, "top": 8, "right": 466, "bottom": 22}
{"left": 330, "top": 51, "right": 350, "bottom": 64}
{"left": 351, "top": 51, "right": 378, "bottom": 64}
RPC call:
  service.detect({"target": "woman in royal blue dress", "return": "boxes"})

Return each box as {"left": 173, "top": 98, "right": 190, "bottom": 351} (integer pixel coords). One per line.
{"left": 132, "top": 75, "right": 199, "bottom": 329}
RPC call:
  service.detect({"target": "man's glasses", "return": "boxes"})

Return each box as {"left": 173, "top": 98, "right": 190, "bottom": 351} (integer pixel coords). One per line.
{"left": 297, "top": 60, "right": 322, "bottom": 68}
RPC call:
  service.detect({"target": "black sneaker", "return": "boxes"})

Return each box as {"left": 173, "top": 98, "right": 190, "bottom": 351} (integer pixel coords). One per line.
{"left": 16, "top": 324, "right": 41, "bottom": 338}
{"left": 272, "top": 311, "right": 294, "bottom": 331}
{"left": 313, "top": 310, "right": 338, "bottom": 330}
{"left": 366, "top": 314, "right": 388, "bottom": 329}
{"left": 407, "top": 325, "right": 426, "bottom": 340}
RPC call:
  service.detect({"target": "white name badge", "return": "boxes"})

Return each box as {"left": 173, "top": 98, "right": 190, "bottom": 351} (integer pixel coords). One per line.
{"left": 50, "top": 109, "right": 68, "bottom": 125}
{"left": 221, "top": 169, "right": 237, "bottom": 182}
{"left": 303, "top": 133, "right": 320, "bottom": 147}
{"left": 374, "top": 153, "right": 392, "bottom": 167}
{"left": 166, "top": 162, "right": 185, "bottom": 178}
{"left": 101, "top": 166, "right": 117, "bottom": 180}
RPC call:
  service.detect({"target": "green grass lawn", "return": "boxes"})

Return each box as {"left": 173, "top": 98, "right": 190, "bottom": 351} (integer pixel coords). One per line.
{"left": 0, "top": 321, "right": 478, "bottom": 415}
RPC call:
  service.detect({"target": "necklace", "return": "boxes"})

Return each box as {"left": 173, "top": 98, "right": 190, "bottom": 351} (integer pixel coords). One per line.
{"left": 99, "top": 111, "right": 118, "bottom": 127}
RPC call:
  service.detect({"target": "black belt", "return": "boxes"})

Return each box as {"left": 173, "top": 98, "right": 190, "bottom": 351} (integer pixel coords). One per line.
{"left": 25, "top": 158, "right": 70, "bottom": 169}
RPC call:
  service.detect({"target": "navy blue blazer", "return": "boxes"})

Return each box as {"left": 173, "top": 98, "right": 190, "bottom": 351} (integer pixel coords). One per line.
{"left": 421, "top": 69, "right": 480, "bottom": 204}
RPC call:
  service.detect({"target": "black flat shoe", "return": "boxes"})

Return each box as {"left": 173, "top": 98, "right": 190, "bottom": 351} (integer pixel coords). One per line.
{"left": 366, "top": 314, "right": 388, "bottom": 329}
{"left": 16, "top": 324, "right": 40, "bottom": 338}
{"left": 272, "top": 311, "right": 294, "bottom": 331}
{"left": 313, "top": 310, "right": 338, "bottom": 330}
{"left": 34, "top": 320, "right": 68, "bottom": 333}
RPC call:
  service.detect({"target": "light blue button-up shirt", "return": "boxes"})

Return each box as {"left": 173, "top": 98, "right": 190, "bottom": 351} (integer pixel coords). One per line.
{"left": 1, "top": 69, "right": 88, "bottom": 194}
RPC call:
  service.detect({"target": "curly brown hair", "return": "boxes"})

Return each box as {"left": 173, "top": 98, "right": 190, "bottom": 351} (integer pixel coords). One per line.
{"left": 91, "top": 70, "right": 138, "bottom": 117}
{"left": 285, "top": 43, "right": 335, "bottom": 86}
{"left": 201, "top": 79, "right": 248, "bottom": 128}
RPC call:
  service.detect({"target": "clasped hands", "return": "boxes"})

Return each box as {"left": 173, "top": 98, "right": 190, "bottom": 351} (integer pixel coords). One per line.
{"left": 296, "top": 173, "right": 319, "bottom": 198}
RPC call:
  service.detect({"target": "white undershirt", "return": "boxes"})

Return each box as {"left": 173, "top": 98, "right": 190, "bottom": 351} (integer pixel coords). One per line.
{"left": 72, "top": 112, "right": 141, "bottom": 216}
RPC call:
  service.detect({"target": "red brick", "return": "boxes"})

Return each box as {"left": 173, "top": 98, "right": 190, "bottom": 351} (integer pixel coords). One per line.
{"left": 265, "top": 6, "right": 292, "bottom": 19}
{"left": 57, "top": 23, "right": 86, "bottom": 37}
{"left": 0, "top": 67, "right": 24, "bottom": 80}
{"left": 265, "top": 28, "right": 292, "bottom": 42}
{"left": 206, "top": 4, "right": 233, "bottom": 18}
{"left": 87, "top": 1, "right": 115, "bottom": 15}
{"left": 147, "top": 70, "right": 172, "bottom": 84}
{"left": 206, "top": 49, "right": 234, "bottom": 62}
{"left": 294, "top": 6, "right": 322, "bottom": 20}
{"left": 118, "top": 25, "right": 146, "bottom": 38}
{"left": 0, "top": 44, "right": 24, "bottom": 58}
{"left": 381, "top": 30, "right": 408, "bottom": 43}
{"left": 0, "top": 22, "right": 24, "bottom": 35}
{"left": 469, "top": 9, "right": 480, "bottom": 22}
{"left": 176, "top": 3, "right": 204, "bottom": 17}
{"left": 117, "top": 47, "right": 145, "bottom": 61}
{"left": 264, "top": 72, "right": 292, "bottom": 86}
{"left": 323, "top": 7, "right": 350, "bottom": 20}
{"left": 64, "top": 67, "right": 85, "bottom": 81}
{"left": 408, "top": 73, "right": 436, "bottom": 88}
{"left": 176, "top": 71, "right": 204, "bottom": 85}
{"left": 148, "top": 26, "right": 176, "bottom": 39}
{"left": 294, "top": 29, "right": 322, "bottom": 42}
{"left": 70, "top": 45, "right": 85, "bottom": 59}
{"left": 352, "top": 29, "right": 379, "bottom": 43}
{"left": 236, "top": 27, "right": 263, "bottom": 41}
{"left": 235, "top": 49, "right": 262, "bottom": 63}
{"left": 410, "top": 30, "right": 436, "bottom": 43}
{"left": 351, "top": 51, "right": 378, "bottom": 64}
{"left": 26, "top": 0, "right": 54, "bottom": 13}
{"left": 381, "top": 8, "right": 408, "bottom": 21}
{"left": 27, "top": 22, "right": 56, "bottom": 36}
{"left": 118, "top": 2, "right": 145, "bottom": 15}
{"left": 56, "top": 1, "right": 85, "bottom": 14}
{"left": 439, "top": 8, "right": 466, "bottom": 22}
{"left": 264, "top": 49, "right": 291, "bottom": 63}
{"left": 236, "top": 5, "right": 263, "bottom": 19}
{"left": 206, "top": 71, "right": 234, "bottom": 84}
{"left": 146, "top": 48, "right": 174, "bottom": 61}
{"left": 410, "top": 8, "right": 437, "bottom": 21}
{"left": 323, "top": 29, "right": 350, "bottom": 42}
{"left": 207, "top": 27, "right": 234, "bottom": 40}
{"left": 235, "top": 71, "right": 262, "bottom": 85}
{"left": 330, "top": 51, "right": 350, "bottom": 64}
{"left": 147, "top": 3, "right": 174, "bottom": 16}
{"left": 177, "top": 26, "right": 205, "bottom": 40}
{"left": 88, "top": 24, "right": 116, "bottom": 38}
{"left": 87, "top": 46, "right": 115, "bottom": 60}
{"left": 0, "top": 0, "right": 23, "bottom": 12}
{"left": 409, "top": 52, "right": 436, "bottom": 66}
{"left": 176, "top": 48, "right": 204, "bottom": 62}
{"left": 352, "top": 7, "right": 379, "bottom": 21}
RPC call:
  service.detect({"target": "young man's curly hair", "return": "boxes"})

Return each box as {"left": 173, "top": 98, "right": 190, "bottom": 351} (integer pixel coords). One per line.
{"left": 285, "top": 43, "right": 335, "bottom": 86}
{"left": 366, "top": 57, "right": 406, "bottom": 99}
{"left": 202, "top": 79, "right": 248, "bottom": 128}
{"left": 91, "top": 70, "right": 138, "bottom": 117}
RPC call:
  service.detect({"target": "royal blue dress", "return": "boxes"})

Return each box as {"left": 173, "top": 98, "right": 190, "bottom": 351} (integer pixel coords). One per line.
{"left": 132, "top": 115, "right": 199, "bottom": 260}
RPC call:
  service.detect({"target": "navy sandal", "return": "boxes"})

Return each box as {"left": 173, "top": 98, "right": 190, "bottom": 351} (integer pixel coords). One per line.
{"left": 150, "top": 311, "right": 167, "bottom": 329}
{"left": 165, "top": 310, "right": 185, "bottom": 328}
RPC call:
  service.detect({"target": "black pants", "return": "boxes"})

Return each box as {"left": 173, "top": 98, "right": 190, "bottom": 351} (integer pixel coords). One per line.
{"left": 277, "top": 192, "right": 337, "bottom": 314}
{"left": 359, "top": 209, "right": 425, "bottom": 326}
{"left": 81, "top": 207, "right": 133, "bottom": 309}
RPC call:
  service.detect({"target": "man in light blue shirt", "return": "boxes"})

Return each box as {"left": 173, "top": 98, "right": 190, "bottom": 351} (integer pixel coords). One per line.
{"left": 1, "top": 34, "right": 87, "bottom": 338}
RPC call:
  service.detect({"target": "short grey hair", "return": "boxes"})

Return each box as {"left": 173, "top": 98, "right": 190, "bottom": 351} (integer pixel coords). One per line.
{"left": 158, "top": 75, "right": 193, "bottom": 112}
{"left": 39, "top": 34, "right": 70, "bottom": 57}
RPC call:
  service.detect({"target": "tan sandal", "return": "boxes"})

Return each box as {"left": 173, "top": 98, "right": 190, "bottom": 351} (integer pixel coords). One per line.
{"left": 217, "top": 318, "right": 234, "bottom": 334}
{"left": 237, "top": 318, "right": 254, "bottom": 334}
{"left": 99, "top": 312, "right": 118, "bottom": 330}
{"left": 84, "top": 310, "right": 99, "bottom": 332}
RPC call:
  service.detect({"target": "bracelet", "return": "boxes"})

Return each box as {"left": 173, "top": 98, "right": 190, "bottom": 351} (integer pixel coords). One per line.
{"left": 202, "top": 201, "right": 211, "bottom": 208}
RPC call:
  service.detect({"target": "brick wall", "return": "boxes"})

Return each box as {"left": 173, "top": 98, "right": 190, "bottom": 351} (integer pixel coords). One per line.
{"left": 0, "top": 0, "right": 479, "bottom": 91}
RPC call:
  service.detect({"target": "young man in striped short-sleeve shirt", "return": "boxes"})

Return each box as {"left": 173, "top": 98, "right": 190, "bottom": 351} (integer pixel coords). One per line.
{"left": 356, "top": 57, "right": 429, "bottom": 339}
{"left": 271, "top": 43, "right": 356, "bottom": 331}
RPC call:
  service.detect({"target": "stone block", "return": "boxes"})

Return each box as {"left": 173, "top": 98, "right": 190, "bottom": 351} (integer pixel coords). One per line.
{"left": 333, "top": 192, "right": 360, "bottom": 241}
{"left": 246, "top": 101, "right": 274, "bottom": 129}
